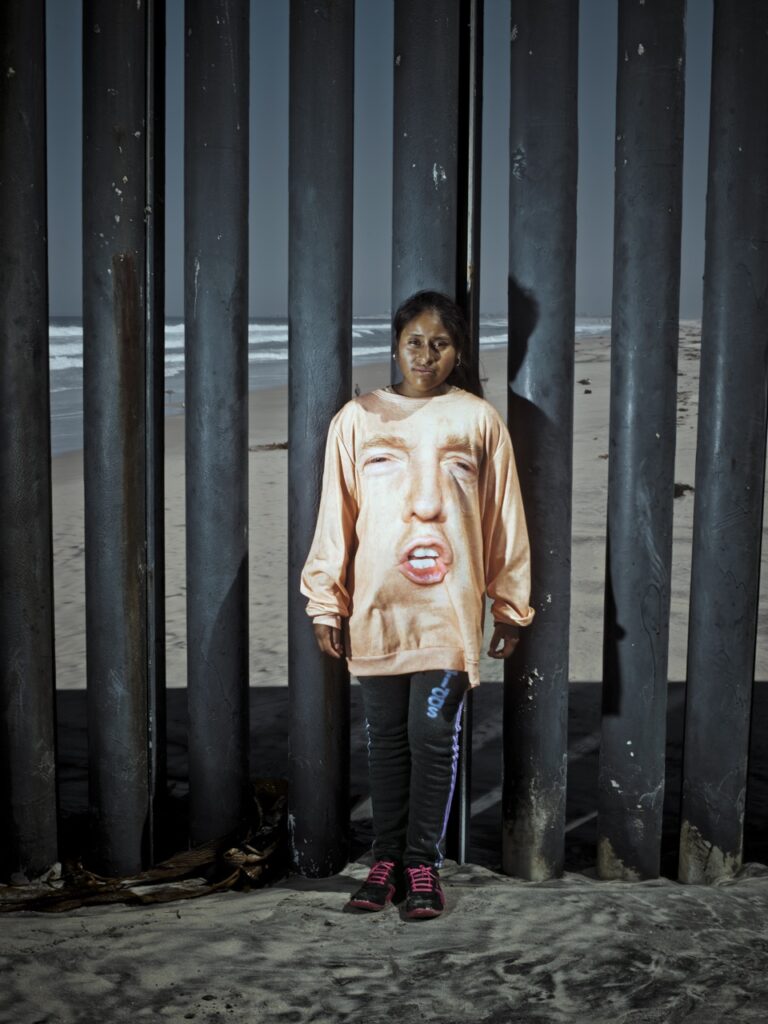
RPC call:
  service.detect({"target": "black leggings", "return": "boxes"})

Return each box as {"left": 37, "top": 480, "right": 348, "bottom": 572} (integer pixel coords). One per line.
{"left": 358, "top": 669, "right": 470, "bottom": 868}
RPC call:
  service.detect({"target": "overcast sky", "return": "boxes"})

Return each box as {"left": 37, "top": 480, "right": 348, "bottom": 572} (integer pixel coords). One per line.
{"left": 45, "top": 0, "right": 713, "bottom": 318}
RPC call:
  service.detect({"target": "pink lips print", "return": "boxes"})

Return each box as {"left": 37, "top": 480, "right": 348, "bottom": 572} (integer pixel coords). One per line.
{"left": 397, "top": 535, "right": 453, "bottom": 585}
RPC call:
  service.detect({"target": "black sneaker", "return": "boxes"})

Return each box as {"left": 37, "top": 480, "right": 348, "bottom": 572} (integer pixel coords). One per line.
{"left": 404, "top": 864, "right": 445, "bottom": 919}
{"left": 347, "top": 859, "right": 400, "bottom": 912}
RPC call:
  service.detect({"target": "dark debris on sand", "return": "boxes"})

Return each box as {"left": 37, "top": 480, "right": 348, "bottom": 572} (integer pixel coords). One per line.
{"left": 0, "top": 780, "right": 289, "bottom": 914}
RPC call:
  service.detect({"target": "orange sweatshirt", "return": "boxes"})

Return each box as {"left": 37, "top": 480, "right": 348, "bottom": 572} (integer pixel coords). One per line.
{"left": 300, "top": 385, "right": 534, "bottom": 687}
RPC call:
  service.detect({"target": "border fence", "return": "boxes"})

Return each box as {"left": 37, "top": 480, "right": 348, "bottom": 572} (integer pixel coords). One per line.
{"left": 1, "top": 0, "right": 767, "bottom": 884}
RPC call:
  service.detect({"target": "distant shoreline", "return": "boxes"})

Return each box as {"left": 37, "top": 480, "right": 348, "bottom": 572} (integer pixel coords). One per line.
{"left": 48, "top": 315, "right": 624, "bottom": 457}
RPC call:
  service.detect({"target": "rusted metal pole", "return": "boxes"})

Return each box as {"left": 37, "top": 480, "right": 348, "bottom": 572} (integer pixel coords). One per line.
{"left": 185, "top": 0, "right": 250, "bottom": 846}
{"left": 391, "top": 0, "right": 461, "bottom": 331}
{"left": 679, "top": 0, "right": 768, "bottom": 884}
{"left": 0, "top": 0, "right": 58, "bottom": 881}
{"left": 83, "top": 0, "right": 151, "bottom": 874}
{"left": 503, "top": 0, "right": 578, "bottom": 880}
{"left": 597, "top": 0, "right": 686, "bottom": 882}
{"left": 288, "top": 0, "right": 354, "bottom": 877}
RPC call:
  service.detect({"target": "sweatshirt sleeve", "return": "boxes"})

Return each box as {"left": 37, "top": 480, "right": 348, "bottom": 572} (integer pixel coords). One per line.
{"left": 299, "top": 416, "right": 358, "bottom": 628}
{"left": 482, "top": 430, "right": 535, "bottom": 628}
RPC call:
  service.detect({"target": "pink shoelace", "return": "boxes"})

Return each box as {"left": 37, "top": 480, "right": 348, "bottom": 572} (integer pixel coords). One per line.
{"left": 368, "top": 860, "right": 396, "bottom": 885}
{"left": 406, "top": 865, "right": 437, "bottom": 892}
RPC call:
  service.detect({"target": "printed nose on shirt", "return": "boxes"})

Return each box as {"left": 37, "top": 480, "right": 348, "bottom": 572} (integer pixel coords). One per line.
{"left": 406, "top": 466, "right": 444, "bottom": 522}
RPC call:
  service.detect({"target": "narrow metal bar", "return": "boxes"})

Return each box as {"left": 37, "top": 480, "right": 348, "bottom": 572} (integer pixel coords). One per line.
{"left": 597, "top": 0, "right": 686, "bottom": 882}
{"left": 83, "top": 0, "right": 150, "bottom": 874}
{"left": 288, "top": 0, "right": 354, "bottom": 877}
{"left": 679, "top": 0, "right": 768, "bottom": 884}
{"left": 0, "top": 0, "right": 58, "bottom": 881}
{"left": 145, "top": 0, "right": 167, "bottom": 858}
{"left": 458, "top": 0, "right": 484, "bottom": 365}
{"left": 503, "top": 0, "right": 578, "bottom": 880}
{"left": 391, "top": 0, "right": 461, "bottom": 338}
{"left": 184, "top": 0, "right": 250, "bottom": 846}
{"left": 446, "top": 689, "right": 473, "bottom": 865}
{"left": 447, "top": 0, "right": 483, "bottom": 866}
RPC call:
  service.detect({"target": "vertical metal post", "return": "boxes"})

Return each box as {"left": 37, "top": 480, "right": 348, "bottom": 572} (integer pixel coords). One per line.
{"left": 288, "top": 0, "right": 354, "bottom": 877}
{"left": 0, "top": 0, "right": 58, "bottom": 880}
{"left": 83, "top": 0, "right": 152, "bottom": 875}
{"left": 446, "top": 0, "right": 483, "bottom": 866}
{"left": 503, "top": 0, "right": 578, "bottom": 880}
{"left": 445, "top": 692, "right": 473, "bottom": 865}
{"left": 457, "top": 0, "right": 484, "bottom": 363}
{"left": 679, "top": 0, "right": 768, "bottom": 884}
{"left": 391, "top": 0, "right": 461, "bottom": 333}
{"left": 185, "top": 0, "right": 250, "bottom": 846}
{"left": 145, "top": 0, "right": 167, "bottom": 849}
{"left": 392, "top": 0, "right": 470, "bottom": 863}
{"left": 597, "top": 0, "right": 686, "bottom": 882}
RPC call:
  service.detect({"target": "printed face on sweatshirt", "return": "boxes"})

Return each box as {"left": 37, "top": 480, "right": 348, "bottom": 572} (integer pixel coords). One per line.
{"left": 358, "top": 418, "right": 479, "bottom": 590}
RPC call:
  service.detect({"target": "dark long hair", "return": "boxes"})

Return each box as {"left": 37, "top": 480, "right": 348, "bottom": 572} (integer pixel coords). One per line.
{"left": 393, "top": 290, "right": 484, "bottom": 399}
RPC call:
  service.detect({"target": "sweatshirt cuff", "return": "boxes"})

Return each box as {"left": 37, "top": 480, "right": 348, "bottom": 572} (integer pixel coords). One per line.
{"left": 491, "top": 605, "right": 535, "bottom": 628}
{"left": 312, "top": 613, "right": 342, "bottom": 631}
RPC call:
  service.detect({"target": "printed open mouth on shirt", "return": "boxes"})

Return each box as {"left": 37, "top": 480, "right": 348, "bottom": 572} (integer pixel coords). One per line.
{"left": 397, "top": 536, "right": 453, "bottom": 585}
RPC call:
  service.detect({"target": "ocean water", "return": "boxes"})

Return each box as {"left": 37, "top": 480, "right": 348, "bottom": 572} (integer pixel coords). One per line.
{"left": 49, "top": 315, "right": 611, "bottom": 456}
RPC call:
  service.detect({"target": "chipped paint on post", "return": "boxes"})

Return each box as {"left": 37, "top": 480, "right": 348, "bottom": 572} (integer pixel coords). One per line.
{"left": 679, "top": 821, "right": 742, "bottom": 884}
{"left": 597, "top": 837, "right": 642, "bottom": 882}
{"left": 510, "top": 146, "right": 526, "bottom": 180}
{"left": 503, "top": 778, "right": 562, "bottom": 881}
{"left": 431, "top": 162, "right": 447, "bottom": 189}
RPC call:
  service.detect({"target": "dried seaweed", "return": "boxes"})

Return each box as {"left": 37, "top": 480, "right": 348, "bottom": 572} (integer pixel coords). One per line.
{"left": 0, "top": 780, "right": 288, "bottom": 914}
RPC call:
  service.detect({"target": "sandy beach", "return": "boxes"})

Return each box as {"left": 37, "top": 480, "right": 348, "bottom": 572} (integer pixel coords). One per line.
{"left": 50, "top": 326, "right": 768, "bottom": 690}
{"left": 5, "top": 326, "right": 767, "bottom": 1024}
{"left": 4, "top": 858, "right": 768, "bottom": 1024}
{"left": 6, "top": 672, "right": 768, "bottom": 1023}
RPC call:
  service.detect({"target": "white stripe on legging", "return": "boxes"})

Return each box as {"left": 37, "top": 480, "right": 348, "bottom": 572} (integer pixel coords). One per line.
{"left": 436, "top": 681, "right": 465, "bottom": 867}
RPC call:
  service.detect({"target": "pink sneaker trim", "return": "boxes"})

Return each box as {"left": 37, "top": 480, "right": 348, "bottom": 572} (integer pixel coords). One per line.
{"left": 405, "top": 904, "right": 444, "bottom": 919}
{"left": 347, "top": 886, "right": 395, "bottom": 912}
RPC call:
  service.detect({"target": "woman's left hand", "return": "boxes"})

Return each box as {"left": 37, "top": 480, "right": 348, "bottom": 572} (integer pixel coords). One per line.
{"left": 487, "top": 622, "right": 520, "bottom": 659}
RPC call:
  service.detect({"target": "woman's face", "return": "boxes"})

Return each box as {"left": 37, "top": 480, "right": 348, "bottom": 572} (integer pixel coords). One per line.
{"left": 395, "top": 310, "right": 458, "bottom": 398}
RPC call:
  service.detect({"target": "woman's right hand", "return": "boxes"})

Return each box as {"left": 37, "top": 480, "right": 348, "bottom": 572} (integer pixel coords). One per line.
{"left": 312, "top": 623, "right": 345, "bottom": 659}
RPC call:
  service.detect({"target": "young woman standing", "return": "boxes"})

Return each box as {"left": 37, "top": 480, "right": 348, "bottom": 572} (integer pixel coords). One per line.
{"left": 301, "top": 291, "right": 534, "bottom": 918}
